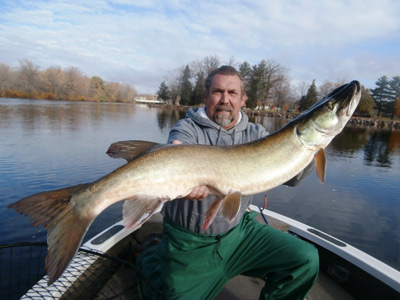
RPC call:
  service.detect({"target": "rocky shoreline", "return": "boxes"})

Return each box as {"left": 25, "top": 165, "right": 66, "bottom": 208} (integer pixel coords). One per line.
{"left": 244, "top": 109, "right": 400, "bottom": 130}
{"left": 157, "top": 104, "right": 400, "bottom": 130}
{"left": 348, "top": 118, "right": 400, "bottom": 129}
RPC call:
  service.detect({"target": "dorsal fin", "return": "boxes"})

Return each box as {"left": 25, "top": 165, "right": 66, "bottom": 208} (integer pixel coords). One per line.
{"left": 106, "top": 140, "right": 160, "bottom": 162}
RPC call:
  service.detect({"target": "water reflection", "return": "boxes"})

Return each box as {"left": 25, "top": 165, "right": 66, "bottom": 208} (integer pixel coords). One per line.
{"left": 0, "top": 98, "right": 138, "bottom": 133}
{"left": 330, "top": 127, "right": 367, "bottom": 156}
{"left": 252, "top": 114, "right": 400, "bottom": 169}
{"left": 156, "top": 108, "right": 186, "bottom": 133}
{"left": 1, "top": 99, "right": 399, "bottom": 271}
{"left": 365, "top": 129, "right": 400, "bottom": 168}
{"left": 248, "top": 115, "right": 288, "bottom": 133}
{"left": 330, "top": 126, "right": 400, "bottom": 168}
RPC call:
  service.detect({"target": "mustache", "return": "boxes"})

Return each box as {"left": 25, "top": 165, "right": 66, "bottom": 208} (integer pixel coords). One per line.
{"left": 215, "top": 105, "right": 233, "bottom": 112}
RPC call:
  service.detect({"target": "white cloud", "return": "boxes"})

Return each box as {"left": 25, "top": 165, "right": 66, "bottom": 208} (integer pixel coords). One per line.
{"left": 0, "top": 0, "right": 399, "bottom": 92}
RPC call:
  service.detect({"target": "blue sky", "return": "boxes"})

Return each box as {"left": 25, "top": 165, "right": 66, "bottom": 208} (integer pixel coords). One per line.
{"left": 0, "top": 0, "right": 399, "bottom": 93}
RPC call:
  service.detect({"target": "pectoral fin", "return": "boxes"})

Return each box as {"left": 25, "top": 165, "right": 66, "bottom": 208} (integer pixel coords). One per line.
{"left": 203, "top": 191, "right": 242, "bottom": 231}
{"left": 123, "top": 196, "right": 165, "bottom": 231}
{"left": 203, "top": 196, "right": 224, "bottom": 231}
{"left": 315, "top": 148, "right": 326, "bottom": 183}
{"left": 220, "top": 191, "right": 242, "bottom": 223}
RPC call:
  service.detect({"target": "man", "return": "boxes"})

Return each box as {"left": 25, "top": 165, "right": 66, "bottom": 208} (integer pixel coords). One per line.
{"left": 137, "top": 66, "right": 319, "bottom": 300}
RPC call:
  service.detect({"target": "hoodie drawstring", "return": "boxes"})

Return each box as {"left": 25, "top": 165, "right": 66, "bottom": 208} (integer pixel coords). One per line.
{"left": 232, "top": 128, "right": 237, "bottom": 144}
{"left": 216, "top": 127, "right": 222, "bottom": 145}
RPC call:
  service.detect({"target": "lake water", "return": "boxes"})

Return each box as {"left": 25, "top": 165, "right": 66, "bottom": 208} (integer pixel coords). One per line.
{"left": 0, "top": 98, "right": 399, "bottom": 272}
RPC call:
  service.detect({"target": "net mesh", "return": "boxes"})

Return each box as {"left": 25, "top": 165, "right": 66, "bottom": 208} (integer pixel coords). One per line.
{"left": 0, "top": 242, "right": 139, "bottom": 300}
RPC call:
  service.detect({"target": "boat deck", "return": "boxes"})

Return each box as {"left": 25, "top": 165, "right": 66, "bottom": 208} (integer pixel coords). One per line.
{"left": 127, "top": 213, "right": 355, "bottom": 300}
{"left": 19, "top": 210, "right": 399, "bottom": 299}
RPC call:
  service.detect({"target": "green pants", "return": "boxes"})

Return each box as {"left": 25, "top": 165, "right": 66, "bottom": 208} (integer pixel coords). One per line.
{"left": 137, "top": 212, "right": 319, "bottom": 300}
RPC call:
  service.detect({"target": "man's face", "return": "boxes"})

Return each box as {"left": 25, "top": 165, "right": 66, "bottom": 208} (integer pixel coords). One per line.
{"left": 204, "top": 74, "right": 247, "bottom": 130}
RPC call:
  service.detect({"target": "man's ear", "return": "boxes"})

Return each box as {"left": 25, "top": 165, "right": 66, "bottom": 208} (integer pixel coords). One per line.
{"left": 241, "top": 93, "right": 248, "bottom": 106}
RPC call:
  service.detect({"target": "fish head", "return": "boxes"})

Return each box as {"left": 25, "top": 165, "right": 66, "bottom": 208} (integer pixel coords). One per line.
{"left": 295, "top": 80, "right": 361, "bottom": 148}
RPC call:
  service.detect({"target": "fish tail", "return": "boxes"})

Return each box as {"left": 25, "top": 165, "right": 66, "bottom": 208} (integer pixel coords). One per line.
{"left": 8, "top": 184, "right": 93, "bottom": 285}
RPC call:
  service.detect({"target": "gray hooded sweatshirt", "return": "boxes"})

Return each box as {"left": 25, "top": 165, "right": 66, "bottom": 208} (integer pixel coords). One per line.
{"left": 161, "top": 107, "right": 268, "bottom": 235}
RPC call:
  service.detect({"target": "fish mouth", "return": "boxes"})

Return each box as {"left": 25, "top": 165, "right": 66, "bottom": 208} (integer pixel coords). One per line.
{"left": 333, "top": 81, "right": 361, "bottom": 116}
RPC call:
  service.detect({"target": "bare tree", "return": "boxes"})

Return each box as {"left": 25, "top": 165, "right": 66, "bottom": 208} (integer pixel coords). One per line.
{"left": 164, "top": 66, "right": 185, "bottom": 105}
{"left": 294, "top": 81, "right": 309, "bottom": 100}
{"left": 190, "top": 55, "right": 221, "bottom": 79}
{"left": 225, "top": 56, "right": 237, "bottom": 67}
{"left": 272, "top": 77, "right": 291, "bottom": 110}
{"left": 105, "top": 82, "right": 136, "bottom": 102}
{"left": 63, "top": 67, "right": 87, "bottom": 100}
{"left": 201, "top": 55, "right": 220, "bottom": 75}
{"left": 123, "top": 83, "right": 137, "bottom": 102}
{"left": 318, "top": 80, "right": 343, "bottom": 98}
{"left": 16, "top": 59, "right": 40, "bottom": 95}
{"left": 0, "top": 63, "right": 12, "bottom": 95}
{"left": 40, "top": 66, "right": 64, "bottom": 98}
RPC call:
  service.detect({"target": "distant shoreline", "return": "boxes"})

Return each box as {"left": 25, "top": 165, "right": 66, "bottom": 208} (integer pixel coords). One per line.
{"left": 157, "top": 103, "right": 400, "bottom": 130}
{"left": 2, "top": 97, "right": 399, "bottom": 130}
{"left": 245, "top": 110, "right": 400, "bottom": 130}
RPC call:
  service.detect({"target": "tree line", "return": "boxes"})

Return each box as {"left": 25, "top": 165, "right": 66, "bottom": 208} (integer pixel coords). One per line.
{"left": 370, "top": 76, "right": 400, "bottom": 119}
{"left": 157, "top": 56, "right": 399, "bottom": 119}
{"left": 0, "top": 60, "right": 137, "bottom": 102}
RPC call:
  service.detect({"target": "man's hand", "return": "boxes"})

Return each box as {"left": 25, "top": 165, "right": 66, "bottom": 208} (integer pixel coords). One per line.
{"left": 172, "top": 140, "right": 209, "bottom": 201}
{"left": 186, "top": 185, "right": 210, "bottom": 200}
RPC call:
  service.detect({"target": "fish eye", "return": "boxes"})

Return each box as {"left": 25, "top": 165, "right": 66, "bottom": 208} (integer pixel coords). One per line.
{"left": 326, "top": 101, "right": 334, "bottom": 111}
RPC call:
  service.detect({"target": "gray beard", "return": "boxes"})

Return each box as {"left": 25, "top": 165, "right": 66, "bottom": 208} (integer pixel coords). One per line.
{"left": 214, "top": 114, "right": 232, "bottom": 127}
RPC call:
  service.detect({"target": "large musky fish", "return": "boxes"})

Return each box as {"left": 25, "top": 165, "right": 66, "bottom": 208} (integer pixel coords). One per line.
{"left": 9, "top": 80, "right": 361, "bottom": 284}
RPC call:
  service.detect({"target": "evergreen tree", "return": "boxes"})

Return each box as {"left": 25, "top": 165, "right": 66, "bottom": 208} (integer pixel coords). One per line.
{"left": 370, "top": 76, "right": 396, "bottom": 118}
{"left": 256, "top": 60, "right": 269, "bottom": 109}
{"left": 247, "top": 63, "right": 263, "bottom": 109}
{"left": 179, "top": 65, "right": 192, "bottom": 105}
{"left": 192, "top": 71, "right": 205, "bottom": 106}
{"left": 299, "top": 80, "right": 318, "bottom": 110}
{"left": 157, "top": 81, "right": 169, "bottom": 101}
{"left": 239, "top": 61, "right": 252, "bottom": 95}
{"left": 389, "top": 76, "right": 400, "bottom": 97}
{"left": 389, "top": 76, "right": 400, "bottom": 119}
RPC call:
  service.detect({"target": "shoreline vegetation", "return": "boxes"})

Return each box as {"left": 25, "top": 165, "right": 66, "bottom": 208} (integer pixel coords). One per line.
{"left": 0, "top": 60, "right": 137, "bottom": 103}
{"left": 154, "top": 102, "right": 400, "bottom": 130}
{"left": 2, "top": 96, "right": 399, "bottom": 130}
{"left": 1, "top": 59, "right": 399, "bottom": 127}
